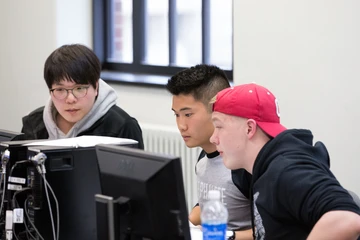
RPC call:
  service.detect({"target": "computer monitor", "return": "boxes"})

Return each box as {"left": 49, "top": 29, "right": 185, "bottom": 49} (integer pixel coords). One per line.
{"left": 24, "top": 142, "right": 138, "bottom": 240}
{"left": 0, "top": 140, "right": 137, "bottom": 240}
{"left": 25, "top": 145, "right": 102, "bottom": 240}
{"left": 0, "top": 129, "right": 24, "bottom": 142}
{"left": 95, "top": 144, "right": 191, "bottom": 240}
{"left": 0, "top": 140, "right": 48, "bottom": 240}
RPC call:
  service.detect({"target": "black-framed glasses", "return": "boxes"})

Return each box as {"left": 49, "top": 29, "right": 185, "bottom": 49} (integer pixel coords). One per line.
{"left": 50, "top": 85, "right": 90, "bottom": 100}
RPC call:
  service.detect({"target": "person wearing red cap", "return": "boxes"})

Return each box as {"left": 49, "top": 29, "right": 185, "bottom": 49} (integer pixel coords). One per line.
{"left": 210, "top": 83, "right": 360, "bottom": 239}
{"left": 166, "top": 65, "right": 253, "bottom": 240}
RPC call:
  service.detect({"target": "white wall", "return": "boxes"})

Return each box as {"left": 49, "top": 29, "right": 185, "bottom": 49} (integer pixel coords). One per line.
{"left": 0, "top": 0, "right": 94, "bottom": 130}
{"left": 55, "top": 0, "right": 93, "bottom": 47}
{"left": 0, "top": 0, "right": 55, "bottom": 128}
{"left": 111, "top": 84, "right": 175, "bottom": 126}
{"left": 234, "top": 0, "right": 360, "bottom": 194}
{"left": 0, "top": 0, "right": 359, "bottom": 195}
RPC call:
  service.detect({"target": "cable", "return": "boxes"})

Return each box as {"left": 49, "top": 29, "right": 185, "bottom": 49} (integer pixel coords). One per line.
{"left": 4, "top": 159, "right": 31, "bottom": 228}
{"left": 0, "top": 171, "right": 6, "bottom": 219}
{"left": 11, "top": 188, "right": 31, "bottom": 240}
{"left": 11, "top": 187, "right": 31, "bottom": 209}
{"left": 31, "top": 152, "right": 59, "bottom": 240}
{"left": 24, "top": 198, "right": 44, "bottom": 240}
{"left": 44, "top": 178, "right": 59, "bottom": 240}
{"left": 0, "top": 172, "right": 3, "bottom": 191}
{"left": 12, "top": 224, "right": 19, "bottom": 240}
{"left": 16, "top": 230, "right": 35, "bottom": 240}
{"left": 40, "top": 173, "right": 57, "bottom": 240}
{"left": 23, "top": 218, "right": 37, "bottom": 240}
{"left": 9, "top": 160, "right": 31, "bottom": 180}
{"left": 0, "top": 149, "right": 10, "bottom": 221}
{"left": 13, "top": 196, "right": 37, "bottom": 240}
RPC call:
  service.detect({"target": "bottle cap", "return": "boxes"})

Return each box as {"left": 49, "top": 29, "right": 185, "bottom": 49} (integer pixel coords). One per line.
{"left": 208, "top": 190, "right": 221, "bottom": 200}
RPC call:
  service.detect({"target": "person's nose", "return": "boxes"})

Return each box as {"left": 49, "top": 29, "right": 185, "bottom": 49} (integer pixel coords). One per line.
{"left": 177, "top": 117, "right": 187, "bottom": 132}
{"left": 210, "top": 129, "right": 218, "bottom": 145}
{"left": 65, "top": 90, "right": 77, "bottom": 103}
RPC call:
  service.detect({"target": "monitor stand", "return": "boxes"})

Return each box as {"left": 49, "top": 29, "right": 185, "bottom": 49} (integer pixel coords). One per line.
{"left": 95, "top": 194, "right": 133, "bottom": 240}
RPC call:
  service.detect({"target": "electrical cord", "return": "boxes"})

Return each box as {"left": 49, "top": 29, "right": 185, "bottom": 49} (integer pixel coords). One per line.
{"left": 44, "top": 177, "right": 59, "bottom": 240}
{"left": 40, "top": 173, "right": 57, "bottom": 240}
{"left": 35, "top": 163, "right": 59, "bottom": 240}
{"left": 17, "top": 214, "right": 37, "bottom": 240}
{"left": 0, "top": 172, "right": 3, "bottom": 191}
{"left": 4, "top": 159, "right": 31, "bottom": 234}
{"left": 11, "top": 187, "right": 31, "bottom": 209}
{"left": 13, "top": 196, "right": 38, "bottom": 240}
{"left": 8, "top": 160, "right": 31, "bottom": 181}
{"left": 23, "top": 218, "right": 37, "bottom": 240}
{"left": 11, "top": 187, "right": 32, "bottom": 240}
{"left": 13, "top": 226, "right": 19, "bottom": 240}
{"left": 30, "top": 152, "right": 59, "bottom": 240}
{"left": 14, "top": 208, "right": 37, "bottom": 240}
{"left": 0, "top": 171, "right": 6, "bottom": 220}
{"left": 16, "top": 230, "right": 35, "bottom": 240}
{"left": 24, "top": 198, "right": 44, "bottom": 240}
{"left": 4, "top": 159, "right": 32, "bottom": 238}
{"left": 0, "top": 150, "right": 10, "bottom": 221}
{"left": 6, "top": 159, "right": 37, "bottom": 240}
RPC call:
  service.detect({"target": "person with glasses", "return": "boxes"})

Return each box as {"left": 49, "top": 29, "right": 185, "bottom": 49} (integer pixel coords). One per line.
{"left": 21, "top": 44, "right": 144, "bottom": 149}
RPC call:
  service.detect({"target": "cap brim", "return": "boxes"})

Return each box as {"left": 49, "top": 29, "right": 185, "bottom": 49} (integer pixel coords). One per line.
{"left": 257, "top": 122, "right": 287, "bottom": 138}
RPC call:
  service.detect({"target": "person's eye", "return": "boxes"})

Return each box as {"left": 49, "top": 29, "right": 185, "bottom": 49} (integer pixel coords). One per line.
{"left": 55, "top": 88, "right": 65, "bottom": 93}
{"left": 174, "top": 113, "right": 179, "bottom": 117}
{"left": 76, "top": 87, "right": 86, "bottom": 91}
{"left": 185, "top": 113, "right": 193, "bottom": 117}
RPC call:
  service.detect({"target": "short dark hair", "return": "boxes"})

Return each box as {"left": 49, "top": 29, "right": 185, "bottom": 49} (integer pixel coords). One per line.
{"left": 166, "top": 64, "right": 230, "bottom": 110}
{"left": 44, "top": 44, "right": 101, "bottom": 89}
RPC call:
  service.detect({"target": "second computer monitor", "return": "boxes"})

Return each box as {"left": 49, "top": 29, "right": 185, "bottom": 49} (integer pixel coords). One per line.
{"left": 95, "top": 144, "right": 191, "bottom": 240}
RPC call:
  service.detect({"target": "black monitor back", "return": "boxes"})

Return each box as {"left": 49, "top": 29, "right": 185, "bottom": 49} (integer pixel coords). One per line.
{"left": 95, "top": 144, "right": 191, "bottom": 240}
{"left": 0, "top": 129, "right": 24, "bottom": 142}
{"left": 26, "top": 146, "right": 100, "bottom": 240}
{"left": 0, "top": 140, "right": 39, "bottom": 220}
{"left": 25, "top": 142, "right": 138, "bottom": 240}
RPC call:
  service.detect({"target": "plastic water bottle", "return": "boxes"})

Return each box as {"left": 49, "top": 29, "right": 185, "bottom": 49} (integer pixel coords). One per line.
{"left": 201, "top": 190, "right": 229, "bottom": 240}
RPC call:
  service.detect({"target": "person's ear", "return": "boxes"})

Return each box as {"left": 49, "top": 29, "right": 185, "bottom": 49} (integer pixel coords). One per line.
{"left": 95, "top": 81, "right": 99, "bottom": 96}
{"left": 246, "top": 119, "right": 257, "bottom": 139}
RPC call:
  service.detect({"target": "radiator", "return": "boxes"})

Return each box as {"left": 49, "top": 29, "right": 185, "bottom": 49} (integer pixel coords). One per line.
{"left": 140, "top": 123, "right": 201, "bottom": 213}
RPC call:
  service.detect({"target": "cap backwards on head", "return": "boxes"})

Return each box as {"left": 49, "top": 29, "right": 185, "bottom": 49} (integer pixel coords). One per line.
{"left": 212, "top": 83, "right": 286, "bottom": 137}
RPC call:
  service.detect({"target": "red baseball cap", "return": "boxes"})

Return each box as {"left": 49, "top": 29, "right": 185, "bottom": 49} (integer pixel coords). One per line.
{"left": 213, "top": 83, "right": 286, "bottom": 137}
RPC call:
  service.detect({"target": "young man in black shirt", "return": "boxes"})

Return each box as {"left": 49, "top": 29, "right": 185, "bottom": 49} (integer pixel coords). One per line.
{"left": 210, "top": 83, "right": 360, "bottom": 239}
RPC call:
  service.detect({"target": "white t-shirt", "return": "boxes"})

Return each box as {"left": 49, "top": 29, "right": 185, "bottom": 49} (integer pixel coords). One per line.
{"left": 196, "top": 151, "right": 252, "bottom": 230}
